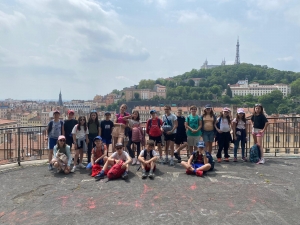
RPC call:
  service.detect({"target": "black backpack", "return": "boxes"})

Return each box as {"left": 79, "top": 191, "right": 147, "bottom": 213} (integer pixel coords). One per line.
{"left": 143, "top": 149, "right": 153, "bottom": 159}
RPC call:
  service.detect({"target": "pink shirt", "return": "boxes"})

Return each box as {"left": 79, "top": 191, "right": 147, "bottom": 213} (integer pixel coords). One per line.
{"left": 116, "top": 112, "right": 130, "bottom": 125}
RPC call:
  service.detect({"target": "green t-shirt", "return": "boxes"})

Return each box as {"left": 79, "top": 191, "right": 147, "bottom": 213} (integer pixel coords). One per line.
{"left": 186, "top": 115, "right": 202, "bottom": 136}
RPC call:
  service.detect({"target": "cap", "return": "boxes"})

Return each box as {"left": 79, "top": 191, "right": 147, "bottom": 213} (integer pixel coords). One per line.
{"left": 104, "top": 111, "right": 111, "bottom": 115}
{"left": 237, "top": 108, "right": 245, "bottom": 114}
{"left": 93, "top": 136, "right": 102, "bottom": 142}
{"left": 150, "top": 109, "right": 156, "bottom": 114}
{"left": 223, "top": 107, "right": 230, "bottom": 112}
{"left": 53, "top": 110, "right": 60, "bottom": 114}
{"left": 115, "top": 143, "right": 123, "bottom": 148}
{"left": 205, "top": 104, "right": 212, "bottom": 109}
{"left": 58, "top": 135, "right": 65, "bottom": 140}
{"left": 68, "top": 110, "right": 74, "bottom": 114}
{"left": 197, "top": 141, "right": 205, "bottom": 148}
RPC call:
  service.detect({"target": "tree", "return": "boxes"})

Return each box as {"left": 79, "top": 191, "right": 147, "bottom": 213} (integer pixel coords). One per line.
{"left": 187, "top": 79, "right": 195, "bottom": 87}
{"left": 291, "top": 78, "right": 300, "bottom": 97}
{"left": 138, "top": 79, "right": 155, "bottom": 89}
{"left": 134, "top": 92, "right": 140, "bottom": 100}
{"left": 100, "top": 105, "right": 106, "bottom": 111}
{"left": 112, "top": 89, "right": 120, "bottom": 95}
{"left": 226, "top": 85, "right": 232, "bottom": 98}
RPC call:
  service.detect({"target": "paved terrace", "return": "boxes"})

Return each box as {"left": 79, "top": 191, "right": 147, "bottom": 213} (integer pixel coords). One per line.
{"left": 0, "top": 157, "right": 300, "bottom": 225}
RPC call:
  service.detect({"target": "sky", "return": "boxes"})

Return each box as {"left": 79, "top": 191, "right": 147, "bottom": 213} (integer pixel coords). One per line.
{"left": 1, "top": 0, "right": 300, "bottom": 101}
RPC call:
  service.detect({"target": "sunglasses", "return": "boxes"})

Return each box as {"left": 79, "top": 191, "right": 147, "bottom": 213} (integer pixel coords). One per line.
{"left": 116, "top": 147, "right": 122, "bottom": 150}
{"left": 255, "top": 104, "right": 261, "bottom": 106}
{"left": 59, "top": 139, "right": 65, "bottom": 142}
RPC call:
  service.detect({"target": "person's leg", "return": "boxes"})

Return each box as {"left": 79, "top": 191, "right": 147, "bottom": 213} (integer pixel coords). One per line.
{"left": 165, "top": 139, "right": 170, "bottom": 160}
{"left": 256, "top": 134, "right": 264, "bottom": 159}
{"left": 141, "top": 161, "right": 147, "bottom": 178}
{"left": 233, "top": 138, "right": 239, "bottom": 159}
{"left": 216, "top": 134, "right": 224, "bottom": 160}
{"left": 196, "top": 164, "right": 211, "bottom": 172}
{"left": 112, "top": 137, "right": 118, "bottom": 152}
{"left": 223, "top": 133, "right": 230, "bottom": 159}
{"left": 48, "top": 150, "right": 53, "bottom": 164}
{"left": 126, "top": 139, "right": 134, "bottom": 158}
{"left": 87, "top": 137, "right": 93, "bottom": 163}
{"left": 241, "top": 138, "right": 246, "bottom": 159}
{"left": 181, "top": 161, "right": 192, "bottom": 170}
{"left": 157, "top": 143, "right": 162, "bottom": 158}
{"left": 71, "top": 149, "right": 79, "bottom": 172}
{"left": 136, "top": 142, "right": 141, "bottom": 157}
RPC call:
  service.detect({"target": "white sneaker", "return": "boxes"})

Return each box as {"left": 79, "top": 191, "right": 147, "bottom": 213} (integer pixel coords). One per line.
{"left": 136, "top": 160, "right": 140, "bottom": 165}
{"left": 169, "top": 158, "right": 174, "bottom": 166}
{"left": 78, "top": 163, "right": 86, "bottom": 169}
{"left": 132, "top": 158, "right": 137, "bottom": 165}
{"left": 158, "top": 157, "right": 164, "bottom": 164}
{"left": 261, "top": 158, "right": 265, "bottom": 164}
{"left": 71, "top": 166, "right": 76, "bottom": 173}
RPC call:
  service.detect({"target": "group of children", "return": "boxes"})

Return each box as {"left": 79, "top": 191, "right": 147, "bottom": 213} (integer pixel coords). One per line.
{"left": 47, "top": 103, "right": 269, "bottom": 179}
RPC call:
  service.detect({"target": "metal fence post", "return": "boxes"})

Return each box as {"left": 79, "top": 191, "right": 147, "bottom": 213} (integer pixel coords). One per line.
{"left": 18, "top": 127, "right": 21, "bottom": 166}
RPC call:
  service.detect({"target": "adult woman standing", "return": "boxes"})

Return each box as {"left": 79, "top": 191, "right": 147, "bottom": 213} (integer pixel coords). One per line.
{"left": 112, "top": 104, "right": 130, "bottom": 151}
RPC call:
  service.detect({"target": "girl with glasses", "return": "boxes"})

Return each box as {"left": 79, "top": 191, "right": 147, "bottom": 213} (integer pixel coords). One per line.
{"left": 51, "top": 135, "right": 71, "bottom": 174}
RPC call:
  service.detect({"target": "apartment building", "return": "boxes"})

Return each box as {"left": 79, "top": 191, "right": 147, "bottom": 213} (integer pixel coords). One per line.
{"left": 0, "top": 119, "right": 18, "bottom": 144}
{"left": 124, "top": 84, "right": 166, "bottom": 101}
{"left": 229, "top": 79, "right": 291, "bottom": 97}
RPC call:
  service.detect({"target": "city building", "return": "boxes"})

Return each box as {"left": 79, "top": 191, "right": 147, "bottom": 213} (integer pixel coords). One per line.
{"left": 229, "top": 79, "right": 291, "bottom": 97}
{"left": 123, "top": 84, "right": 166, "bottom": 101}
{"left": 0, "top": 119, "right": 18, "bottom": 144}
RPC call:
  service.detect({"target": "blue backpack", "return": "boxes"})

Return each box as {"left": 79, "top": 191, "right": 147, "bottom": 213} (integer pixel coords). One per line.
{"left": 192, "top": 151, "right": 214, "bottom": 171}
{"left": 249, "top": 144, "right": 261, "bottom": 163}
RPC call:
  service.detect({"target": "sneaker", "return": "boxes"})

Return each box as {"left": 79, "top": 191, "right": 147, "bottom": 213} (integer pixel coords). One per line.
{"left": 186, "top": 169, "right": 193, "bottom": 175}
{"left": 136, "top": 160, "right": 140, "bottom": 165}
{"left": 257, "top": 158, "right": 265, "bottom": 164}
{"left": 233, "top": 157, "right": 237, "bottom": 162}
{"left": 242, "top": 157, "right": 248, "bottom": 162}
{"left": 122, "top": 171, "right": 128, "bottom": 180}
{"left": 48, "top": 164, "right": 53, "bottom": 171}
{"left": 95, "top": 171, "right": 105, "bottom": 180}
{"left": 224, "top": 158, "right": 229, "bottom": 162}
{"left": 217, "top": 158, "right": 222, "bottom": 163}
{"left": 165, "top": 157, "right": 169, "bottom": 163}
{"left": 174, "top": 152, "right": 181, "bottom": 163}
{"left": 196, "top": 170, "right": 203, "bottom": 177}
{"left": 169, "top": 158, "right": 174, "bottom": 166}
{"left": 132, "top": 158, "right": 137, "bottom": 165}
{"left": 148, "top": 171, "right": 155, "bottom": 179}
{"left": 78, "top": 163, "right": 86, "bottom": 169}
{"left": 142, "top": 170, "right": 147, "bottom": 179}
{"left": 158, "top": 157, "right": 164, "bottom": 164}
{"left": 71, "top": 166, "right": 76, "bottom": 173}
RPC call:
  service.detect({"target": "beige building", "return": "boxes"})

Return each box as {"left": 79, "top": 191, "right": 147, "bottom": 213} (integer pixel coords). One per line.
{"left": 0, "top": 119, "right": 18, "bottom": 144}
{"left": 124, "top": 84, "right": 166, "bottom": 101}
{"left": 229, "top": 79, "right": 291, "bottom": 97}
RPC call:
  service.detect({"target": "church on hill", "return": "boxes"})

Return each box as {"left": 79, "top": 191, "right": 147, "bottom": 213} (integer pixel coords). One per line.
{"left": 201, "top": 38, "right": 240, "bottom": 69}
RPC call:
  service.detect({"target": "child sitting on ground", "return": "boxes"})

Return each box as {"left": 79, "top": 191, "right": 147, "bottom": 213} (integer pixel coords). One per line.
{"left": 180, "top": 141, "right": 211, "bottom": 177}
{"left": 138, "top": 140, "right": 158, "bottom": 179}
{"left": 86, "top": 136, "right": 108, "bottom": 174}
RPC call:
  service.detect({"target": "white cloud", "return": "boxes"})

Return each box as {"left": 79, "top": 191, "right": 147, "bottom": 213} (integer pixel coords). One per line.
{"left": 285, "top": 5, "right": 300, "bottom": 26}
{"left": 276, "top": 56, "right": 294, "bottom": 61}
{"left": 0, "top": 10, "right": 26, "bottom": 29}
{"left": 249, "top": 0, "right": 291, "bottom": 11}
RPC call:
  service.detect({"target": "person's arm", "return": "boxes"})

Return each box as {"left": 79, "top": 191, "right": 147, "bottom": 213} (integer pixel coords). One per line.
{"left": 66, "top": 146, "right": 72, "bottom": 166}
{"left": 185, "top": 117, "right": 193, "bottom": 131}
{"left": 72, "top": 125, "right": 77, "bottom": 148}
{"left": 262, "top": 117, "right": 269, "bottom": 133}
{"left": 123, "top": 153, "right": 132, "bottom": 166}
{"left": 138, "top": 151, "right": 145, "bottom": 163}
{"left": 196, "top": 117, "right": 202, "bottom": 132}
{"left": 99, "top": 122, "right": 102, "bottom": 137}
{"left": 202, "top": 151, "right": 209, "bottom": 164}
{"left": 62, "top": 123, "right": 65, "bottom": 136}
{"left": 187, "top": 154, "right": 193, "bottom": 165}
{"left": 45, "top": 125, "right": 49, "bottom": 140}
{"left": 146, "top": 120, "right": 150, "bottom": 134}
{"left": 91, "top": 152, "right": 95, "bottom": 165}
{"left": 215, "top": 118, "right": 221, "bottom": 133}
{"left": 232, "top": 120, "right": 237, "bottom": 139}
{"left": 172, "top": 119, "right": 178, "bottom": 132}
{"left": 99, "top": 145, "right": 107, "bottom": 160}
{"left": 53, "top": 146, "right": 57, "bottom": 159}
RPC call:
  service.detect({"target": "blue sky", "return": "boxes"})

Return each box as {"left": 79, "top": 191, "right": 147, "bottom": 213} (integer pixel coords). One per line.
{"left": 0, "top": 0, "right": 300, "bottom": 100}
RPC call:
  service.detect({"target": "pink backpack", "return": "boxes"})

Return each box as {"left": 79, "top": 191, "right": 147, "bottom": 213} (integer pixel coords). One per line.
{"left": 132, "top": 126, "right": 143, "bottom": 142}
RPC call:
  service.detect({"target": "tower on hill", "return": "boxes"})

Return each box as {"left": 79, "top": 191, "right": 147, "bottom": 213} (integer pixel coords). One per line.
{"left": 234, "top": 37, "right": 240, "bottom": 65}
{"left": 58, "top": 90, "right": 63, "bottom": 106}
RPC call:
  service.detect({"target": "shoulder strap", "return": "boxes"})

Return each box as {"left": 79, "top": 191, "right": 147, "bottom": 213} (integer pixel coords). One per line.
{"left": 164, "top": 114, "right": 171, "bottom": 125}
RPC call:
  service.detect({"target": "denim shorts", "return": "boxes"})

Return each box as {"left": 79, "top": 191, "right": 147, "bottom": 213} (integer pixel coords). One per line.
{"left": 48, "top": 138, "right": 58, "bottom": 150}
{"left": 192, "top": 163, "right": 204, "bottom": 169}
{"left": 202, "top": 130, "right": 215, "bottom": 143}
{"left": 86, "top": 159, "right": 104, "bottom": 169}
{"left": 102, "top": 138, "right": 112, "bottom": 145}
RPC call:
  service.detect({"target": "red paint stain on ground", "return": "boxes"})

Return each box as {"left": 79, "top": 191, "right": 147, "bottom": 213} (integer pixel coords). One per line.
{"left": 228, "top": 201, "right": 234, "bottom": 208}
{"left": 0, "top": 212, "right": 4, "bottom": 217}
{"left": 58, "top": 196, "right": 69, "bottom": 207}
{"left": 135, "top": 200, "right": 142, "bottom": 208}
{"left": 88, "top": 199, "right": 96, "bottom": 209}
{"left": 190, "top": 183, "right": 197, "bottom": 190}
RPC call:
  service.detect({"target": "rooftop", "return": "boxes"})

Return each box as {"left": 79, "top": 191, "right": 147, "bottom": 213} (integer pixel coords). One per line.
{"left": 0, "top": 158, "right": 299, "bottom": 224}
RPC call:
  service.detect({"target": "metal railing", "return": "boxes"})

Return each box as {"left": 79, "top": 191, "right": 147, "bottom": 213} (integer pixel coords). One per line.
{"left": 0, "top": 116, "right": 299, "bottom": 166}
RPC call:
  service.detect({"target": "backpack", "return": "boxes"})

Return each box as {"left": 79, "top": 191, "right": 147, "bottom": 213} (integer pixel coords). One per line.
{"left": 48, "top": 120, "right": 63, "bottom": 135}
{"left": 132, "top": 126, "right": 143, "bottom": 142}
{"left": 192, "top": 151, "right": 214, "bottom": 171}
{"left": 143, "top": 149, "right": 154, "bottom": 159}
{"left": 249, "top": 144, "right": 261, "bottom": 163}
{"left": 107, "top": 160, "right": 126, "bottom": 180}
{"left": 148, "top": 119, "right": 162, "bottom": 137}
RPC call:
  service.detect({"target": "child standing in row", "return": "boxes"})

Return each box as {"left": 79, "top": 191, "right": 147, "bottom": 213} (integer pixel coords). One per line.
{"left": 232, "top": 108, "right": 247, "bottom": 162}
{"left": 127, "top": 110, "right": 142, "bottom": 165}
{"left": 215, "top": 108, "right": 232, "bottom": 162}
{"left": 87, "top": 110, "right": 100, "bottom": 164}
{"left": 71, "top": 116, "right": 89, "bottom": 172}
{"left": 251, "top": 104, "right": 269, "bottom": 164}
{"left": 100, "top": 112, "right": 114, "bottom": 153}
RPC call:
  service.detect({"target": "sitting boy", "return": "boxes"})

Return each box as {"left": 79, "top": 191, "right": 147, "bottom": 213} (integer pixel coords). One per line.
{"left": 180, "top": 141, "right": 211, "bottom": 177}
{"left": 86, "top": 136, "right": 108, "bottom": 172}
{"left": 138, "top": 140, "right": 158, "bottom": 179}
{"left": 95, "top": 142, "right": 132, "bottom": 180}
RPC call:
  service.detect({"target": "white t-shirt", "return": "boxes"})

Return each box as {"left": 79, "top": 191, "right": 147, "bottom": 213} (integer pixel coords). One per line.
{"left": 139, "top": 149, "right": 158, "bottom": 160}
{"left": 162, "top": 113, "right": 177, "bottom": 134}
{"left": 111, "top": 151, "right": 130, "bottom": 161}
{"left": 72, "top": 125, "right": 89, "bottom": 139}
{"left": 129, "top": 119, "right": 140, "bottom": 127}
{"left": 232, "top": 118, "right": 247, "bottom": 130}
{"left": 219, "top": 117, "right": 231, "bottom": 132}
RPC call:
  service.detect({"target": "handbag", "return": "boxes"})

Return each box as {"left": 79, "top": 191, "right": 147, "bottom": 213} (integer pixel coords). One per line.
{"left": 56, "top": 151, "right": 68, "bottom": 164}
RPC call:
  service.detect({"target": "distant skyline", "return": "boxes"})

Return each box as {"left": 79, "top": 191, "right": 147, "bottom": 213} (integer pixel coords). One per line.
{"left": 1, "top": 0, "right": 300, "bottom": 100}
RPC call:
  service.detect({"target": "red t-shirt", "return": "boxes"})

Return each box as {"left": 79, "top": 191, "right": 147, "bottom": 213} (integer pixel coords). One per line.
{"left": 92, "top": 145, "right": 106, "bottom": 161}
{"left": 195, "top": 153, "right": 204, "bottom": 164}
